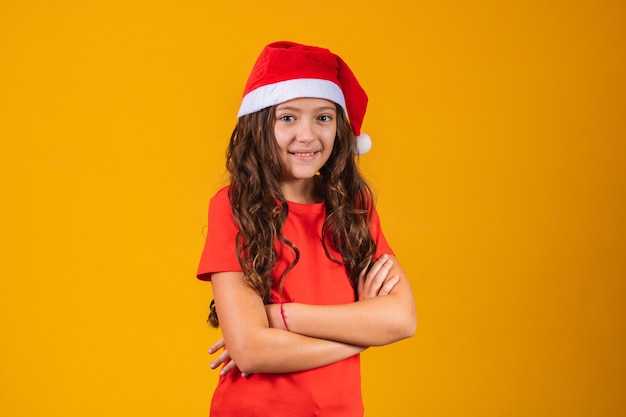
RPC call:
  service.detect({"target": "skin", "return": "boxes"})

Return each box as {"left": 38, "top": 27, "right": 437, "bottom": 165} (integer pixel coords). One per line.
{"left": 273, "top": 97, "right": 337, "bottom": 203}
{"left": 208, "top": 98, "right": 416, "bottom": 376}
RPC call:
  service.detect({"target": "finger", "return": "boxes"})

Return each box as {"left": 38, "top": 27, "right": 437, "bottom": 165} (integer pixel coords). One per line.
{"left": 367, "top": 266, "right": 392, "bottom": 296}
{"left": 208, "top": 338, "right": 226, "bottom": 354}
{"left": 219, "top": 360, "right": 237, "bottom": 376}
{"left": 210, "top": 349, "right": 231, "bottom": 369}
{"left": 359, "top": 257, "right": 385, "bottom": 299}
{"left": 364, "top": 257, "right": 393, "bottom": 296}
{"left": 357, "top": 264, "right": 368, "bottom": 294}
{"left": 377, "top": 275, "right": 400, "bottom": 296}
{"left": 366, "top": 254, "right": 390, "bottom": 279}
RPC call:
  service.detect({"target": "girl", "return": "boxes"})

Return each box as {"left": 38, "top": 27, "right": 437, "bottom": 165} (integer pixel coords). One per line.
{"left": 197, "top": 41, "right": 416, "bottom": 417}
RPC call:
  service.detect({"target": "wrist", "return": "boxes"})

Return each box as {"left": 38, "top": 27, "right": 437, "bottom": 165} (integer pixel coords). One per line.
{"left": 280, "top": 302, "right": 290, "bottom": 331}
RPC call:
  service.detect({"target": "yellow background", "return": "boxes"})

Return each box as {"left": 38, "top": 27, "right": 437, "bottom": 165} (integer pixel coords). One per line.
{"left": 1, "top": 1, "right": 625, "bottom": 416}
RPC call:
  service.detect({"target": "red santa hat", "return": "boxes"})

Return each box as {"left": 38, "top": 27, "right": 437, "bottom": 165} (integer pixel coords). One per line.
{"left": 237, "top": 41, "right": 372, "bottom": 155}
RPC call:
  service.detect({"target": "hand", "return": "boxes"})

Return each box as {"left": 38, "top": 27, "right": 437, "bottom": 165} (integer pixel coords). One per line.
{"left": 208, "top": 338, "right": 250, "bottom": 377}
{"left": 358, "top": 254, "right": 400, "bottom": 301}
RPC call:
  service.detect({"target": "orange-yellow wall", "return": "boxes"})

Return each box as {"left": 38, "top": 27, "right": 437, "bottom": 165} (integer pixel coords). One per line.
{"left": 1, "top": 1, "right": 625, "bottom": 416}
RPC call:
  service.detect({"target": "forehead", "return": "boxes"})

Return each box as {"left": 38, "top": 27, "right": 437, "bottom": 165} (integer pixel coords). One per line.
{"left": 275, "top": 97, "right": 337, "bottom": 111}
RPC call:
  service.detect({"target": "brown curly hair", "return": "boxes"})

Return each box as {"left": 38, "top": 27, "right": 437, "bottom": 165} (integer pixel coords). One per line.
{"left": 207, "top": 104, "right": 376, "bottom": 327}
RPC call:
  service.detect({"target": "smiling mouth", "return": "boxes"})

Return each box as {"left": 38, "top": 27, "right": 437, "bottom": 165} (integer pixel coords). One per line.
{"left": 289, "top": 151, "right": 319, "bottom": 157}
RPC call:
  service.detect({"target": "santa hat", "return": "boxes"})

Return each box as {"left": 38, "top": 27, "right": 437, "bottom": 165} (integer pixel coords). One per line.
{"left": 237, "top": 41, "right": 372, "bottom": 155}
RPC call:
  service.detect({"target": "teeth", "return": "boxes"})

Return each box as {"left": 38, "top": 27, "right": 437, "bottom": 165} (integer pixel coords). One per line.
{"left": 293, "top": 152, "right": 316, "bottom": 156}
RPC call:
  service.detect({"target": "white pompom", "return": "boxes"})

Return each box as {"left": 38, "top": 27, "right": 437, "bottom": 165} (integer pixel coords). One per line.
{"left": 356, "top": 133, "right": 372, "bottom": 155}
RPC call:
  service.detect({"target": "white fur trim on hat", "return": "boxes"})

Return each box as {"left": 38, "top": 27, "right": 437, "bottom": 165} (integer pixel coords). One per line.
{"left": 237, "top": 78, "right": 346, "bottom": 118}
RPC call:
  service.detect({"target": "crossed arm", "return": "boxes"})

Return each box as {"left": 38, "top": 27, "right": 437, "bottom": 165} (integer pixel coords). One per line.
{"left": 209, "top": 254, "right": 416, "bottom": 375}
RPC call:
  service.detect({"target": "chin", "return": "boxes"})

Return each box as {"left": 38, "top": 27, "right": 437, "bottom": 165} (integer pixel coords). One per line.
{"left": 289, "top": 169, "right": 319, "bottom": 179}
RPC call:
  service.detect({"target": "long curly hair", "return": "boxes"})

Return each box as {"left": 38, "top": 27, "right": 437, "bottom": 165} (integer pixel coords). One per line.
{"left": 207, "top": 104, "right": 376, "bottom": 327}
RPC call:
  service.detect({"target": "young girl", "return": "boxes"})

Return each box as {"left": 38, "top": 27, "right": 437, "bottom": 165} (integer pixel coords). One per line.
{"left": 196, "top": 41, "right": 416, "bottom": 417}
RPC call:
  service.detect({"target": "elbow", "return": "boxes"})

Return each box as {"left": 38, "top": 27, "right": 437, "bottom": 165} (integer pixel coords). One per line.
{"left": 404, "top": 313, "right": 417, "bottom": 338}
{"left": 393, "top": 308, "right": 417, "bottom": 341}
{"left": 404, "top": 299, "right": 418, "bottom": 338}
{"left": 394, "top": 315, "right": 416, "bottom": 341}
{"left": 226, "top": 335, "right": 269, "bottom": 374}
{"left": 227, "top": 345, "right": 261, "bottom": 374}
{"left": 407, "top": 305, "right": 418, "bottom": 337}
{"left": 232, "top": 358, "right": 260, "bottom": 375}
{"left": 370, "top": 311, "right": 417, "bottom": 347}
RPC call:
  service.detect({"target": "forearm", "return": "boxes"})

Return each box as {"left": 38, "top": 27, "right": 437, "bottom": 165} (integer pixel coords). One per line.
{"left": 274, "top": 258, "right": 416, "bottom": 346}
{"left": 230, "top": 327, "right": 365, "bottom": 374}
{"left": 211, "top": 271, "right": 365, "bottom": 375}
{"left": 283, "top": 295, "right": 415, "bottom": 346}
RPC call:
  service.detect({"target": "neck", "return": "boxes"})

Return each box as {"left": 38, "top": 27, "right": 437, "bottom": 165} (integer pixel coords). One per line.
{"left": 280, "top": 177, "right": 322, "bottom": 204}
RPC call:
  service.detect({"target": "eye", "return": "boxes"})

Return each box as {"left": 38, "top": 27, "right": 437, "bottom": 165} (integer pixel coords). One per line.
{"left": 278, "top": 115, "right": 295, "bottom": 122}
{"left": 318, "top": 114, "right": 333, "bottom": 122}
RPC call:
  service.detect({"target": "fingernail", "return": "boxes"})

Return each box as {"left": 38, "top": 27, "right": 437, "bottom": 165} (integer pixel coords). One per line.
{"left": 241, "top": 372, "right": 248, "bottom": 378}
{"left": 210, "top": 362, "right": 216, "bottom": 369}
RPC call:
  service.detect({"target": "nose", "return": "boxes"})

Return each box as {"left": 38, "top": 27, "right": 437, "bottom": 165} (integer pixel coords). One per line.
{"left": 296, "top": 119, "right": 315, "bottom": 143}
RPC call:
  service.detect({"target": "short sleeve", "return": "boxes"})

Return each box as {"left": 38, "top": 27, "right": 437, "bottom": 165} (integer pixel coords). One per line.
{"left": 370, "top": 206, "right": 394, "bottom": 258}
{"left": 196, "top": 186, "right": 243, "bottom": 281}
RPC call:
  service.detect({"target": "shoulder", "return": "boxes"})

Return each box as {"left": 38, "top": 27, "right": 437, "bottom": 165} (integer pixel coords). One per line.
{"left": 209, "top": 185, "right": 232, "bottom": 207}
{"left": 208, "top": 185, "right": 234, "bottom": 220}
{"left": 211, "top": 185, "right": 231, "bottom": 201}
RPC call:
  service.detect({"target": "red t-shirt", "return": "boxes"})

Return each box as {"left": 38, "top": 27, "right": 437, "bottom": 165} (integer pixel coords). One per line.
{"left": 197, "top": 186, "right": 393, "bottom": 417}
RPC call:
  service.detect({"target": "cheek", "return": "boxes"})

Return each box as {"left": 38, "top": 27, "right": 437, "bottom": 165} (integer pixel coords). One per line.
{"left": 326, "top": 131, "right": 337, "bottom": 151}
{"left": 325, "top": 126, "right": 337, "bottom": 146}
{"left": 273, "top": 131, "right": 288, "bottom": 150}
{"left": 322, "top": 138, "right": 336, "bottom": 163}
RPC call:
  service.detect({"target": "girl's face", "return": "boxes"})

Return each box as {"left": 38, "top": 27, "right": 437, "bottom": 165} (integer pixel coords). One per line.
{"left": 274, "top": 97, "right": 337, "bottom": 186}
